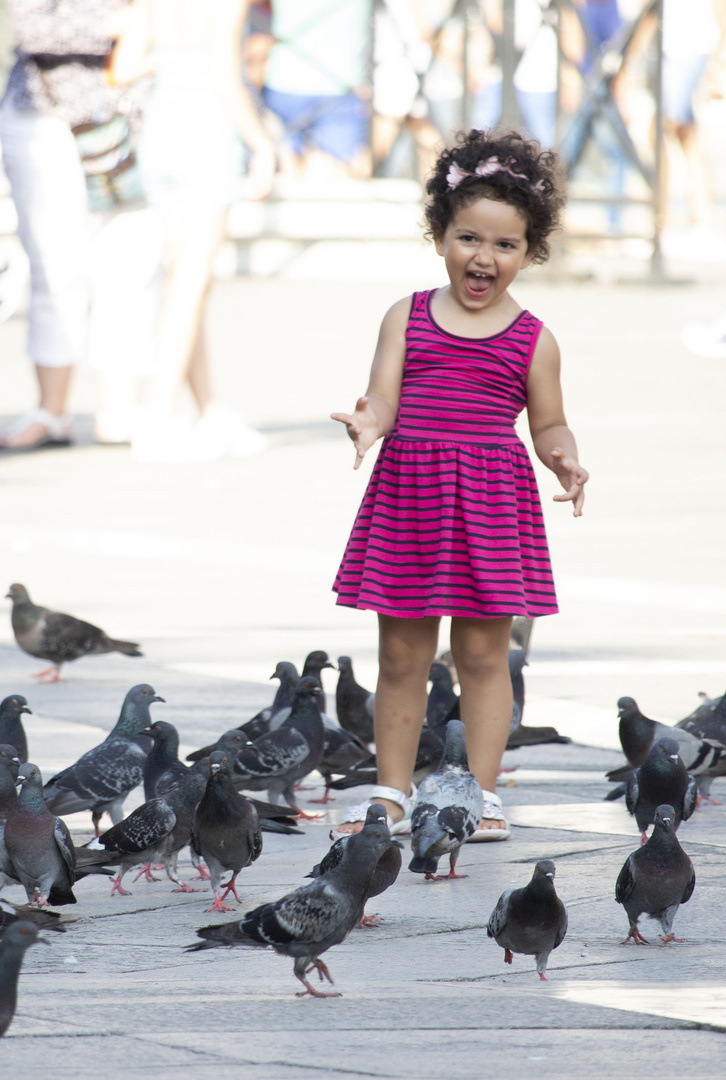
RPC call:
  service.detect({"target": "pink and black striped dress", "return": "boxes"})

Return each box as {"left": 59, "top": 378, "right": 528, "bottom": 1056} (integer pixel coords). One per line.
{"left": 333, "top": 289, "right": 558, "bottom": 619}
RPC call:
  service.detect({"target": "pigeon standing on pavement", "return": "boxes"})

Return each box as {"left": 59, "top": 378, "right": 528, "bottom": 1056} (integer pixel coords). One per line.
{"left": 508, "top": 649, "right": 527, "bottom": 735}
{"left": 0, "top": 747, "right": 20, "bottom": 823}
{"left": 312, "top": 722, "right": 371, "bottom": 805}
{"left": 335, "top": 656, "right": 375, "bottom": 745}
{"left": 230, "top": 676, "right": 325, "bottom": 815}
{"left": 6, "top": 583, "right": 142, "bottom": 682}
{"left": 0, "top": 696, "right": 30, "bottom": 762}
{"left": 0, "top": 921, "right": 45, "bottom": 1037}
{"left": 86, "top": 754, "right": 221, "bottom": 895}
{"left": 186, "top": 813, "right": 392, "bottom": 996}
{"left": 1, "top": 764, "right": 78, "bottom": 907}
{"left": 0, "top": 900, "right": 64, "bottom": 938}
{"left": 677, "top": 692, "right": 726, "bottom": 803}
{"left": 409, "top": 720, "right": 483, "bottom": 880}
{"left": 301, "top": 651, "right": 334, "bottom": 714}
{"left": 142, "top": 721, "right": 189, "bottom": 800}
{"left": 306, "top": 804, "right": 401, "bottom": 925}
{"left": 191, "top": 753, "right": 262, "bottom": 912}
{"left": 616, "top": 804, "right": 695, "bottom": 944}
{"left": 487, "top": 860, "right": 568, "bottom": 980}
{"left": 606, "top": 696, "right": 726, "bottom": 799}
{"left": 43, "top": 684, "right": 164, "bottom": 834}
{"left": 625, "top": 737, "right": 697, "bottom": 844}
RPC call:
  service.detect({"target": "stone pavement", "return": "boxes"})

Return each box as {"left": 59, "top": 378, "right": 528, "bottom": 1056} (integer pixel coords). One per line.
{"left": 1, "top": 249, "right": 726, "bottom": 1077}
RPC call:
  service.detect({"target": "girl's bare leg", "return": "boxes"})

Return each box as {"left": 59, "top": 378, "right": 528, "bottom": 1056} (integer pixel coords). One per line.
{"left": 337, "top": 614, "right": 440, "bottom": 834}
{"left": 450, "top": 616, "right": 513, "bottom": 830}
{"left": 187, "top": 314, "right": 214, "bottom": 416}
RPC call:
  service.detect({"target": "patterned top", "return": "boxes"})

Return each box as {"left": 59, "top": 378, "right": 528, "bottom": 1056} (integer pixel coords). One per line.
{"left": 393, "top": 290, "right": 542, "bottom": 447}
{"left": 2, "top": 0, "right": 142, "bottom": 129}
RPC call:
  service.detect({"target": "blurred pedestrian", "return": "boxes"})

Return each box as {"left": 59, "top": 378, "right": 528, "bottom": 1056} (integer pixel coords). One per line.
{"left": 0, "top": 0, "right": 157, "bottom": 450}
{"left": 119, "top": 0, "right": 277, "bottom": 461}
{"left": 262, "top": 0, "right": 371, "bottom": 181}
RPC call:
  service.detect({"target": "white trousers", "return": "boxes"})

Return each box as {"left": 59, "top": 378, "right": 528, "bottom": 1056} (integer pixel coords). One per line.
{"left": 1, "top": 97, "right": 161, "bottom": 374}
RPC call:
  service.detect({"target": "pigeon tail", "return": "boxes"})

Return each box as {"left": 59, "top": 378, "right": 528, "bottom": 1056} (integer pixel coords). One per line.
{"left": 96, "top": 637, "right": 143, "bottom": 657}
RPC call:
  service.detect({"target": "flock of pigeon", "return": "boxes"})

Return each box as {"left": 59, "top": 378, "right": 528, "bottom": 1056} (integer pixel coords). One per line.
{"left": 0, "top": 584, "right": 723, "bottom": 1032}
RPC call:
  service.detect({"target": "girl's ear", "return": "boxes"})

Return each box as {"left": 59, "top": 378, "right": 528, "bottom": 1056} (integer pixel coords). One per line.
{"left": 433, "top": 231, "right": 445, "bottom": 256}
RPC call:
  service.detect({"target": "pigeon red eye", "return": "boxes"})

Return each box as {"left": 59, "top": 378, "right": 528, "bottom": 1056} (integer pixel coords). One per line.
{"left": 141, "top": 689, "right": 148, "bottom": 695}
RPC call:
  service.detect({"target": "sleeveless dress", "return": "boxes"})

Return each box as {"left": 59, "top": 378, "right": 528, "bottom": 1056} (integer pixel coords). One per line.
{"left": 333, "top": 289, "right": 558, "bottom": 619}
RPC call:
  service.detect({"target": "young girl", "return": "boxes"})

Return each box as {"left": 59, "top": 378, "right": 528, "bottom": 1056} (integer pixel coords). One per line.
{"left": 331, "top": 130, "right": 588, "bottom": 840}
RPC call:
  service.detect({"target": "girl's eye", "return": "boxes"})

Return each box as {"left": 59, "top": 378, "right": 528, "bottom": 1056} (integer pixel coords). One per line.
{"left": 498, "top": 241, "right": 514, "bottom": 250}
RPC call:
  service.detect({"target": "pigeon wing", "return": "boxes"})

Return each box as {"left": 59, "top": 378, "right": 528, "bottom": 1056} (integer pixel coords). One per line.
{"left": 53, "top": 817, "right": 77, "bottom": 882}
{"left": 554, "top": 900, "right": 568, "bottom": 949}
{"left": 41, "top": 610, "right": 104, "bottom": 660}
{"left": 625, "top": 770, "right": 639, "bottom": 815}
{"left": 682, "top": 775, "right": 698, "bottom": 821}
{"left": 235, "top": 729, "right": 309, "bottom": 780}
{"left": 487, "top": 889, "right": 513, "bottom": 939}
{"left": 615, "top": 855, "right": 636, "bottom": 905}
{"left": 45, "top": 738, "right": 146, "bottom": 812}
{"left": 100, "top": 800, "right": 176, "bottom": 856}
{"left": 250, "top": 881, "right": 348, "bottom": 947}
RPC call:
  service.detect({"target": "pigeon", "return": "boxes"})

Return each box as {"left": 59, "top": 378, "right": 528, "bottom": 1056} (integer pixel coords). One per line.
{"left": 230, "top": 676, "right": 325, "bottom": 815}
{"left": 507, "top": 649, "right": 527, "bottom": 735}
{"left": 625, "top": 737, "right": 697, "bottom": 844}
{"left": 0, "top": 747, "right": 20, "bottom": 823}
{"left": 1, "top": 763, "right": 78, "bottom": 907}
{"left": 615, "top": 803, "right": 695, "bottom": 944}
{"left": 191, "top": 753, "right": 262, "bottom": 912}
{"left": 186, "top": 661, "right": 301, "bottom": 762}
{"left": 0, "top": 900, "right": 64, "bottom": 938}
{"left": 306, "top": 803, "right": 401, "bottom": 925}
{"left": 0, "top": 696, "right": 30, "bottom": 762}
{"left": 0, "top": 921, "right": 45, "bottom": 1037}
{"left": 142, "top": 721, "right": 189, "bottom": 800}
{"left": 606, "top": 696, "right": 726, "bottom": 798}
{"left": 409, "top": 720, "right": 483, "bottom": 880}
{"left": 43, "top": 684, "right": 164, "bottom": 835}
{"left": 6, "top": 583, "right": 142, "bottom": 683}
{"left": 186, "top": 813, "right": 392, "bottom": 997}
{"left": 677, "top": 692, "right": 726, "bottom": 803}
{"left": 335, "top": 656, "right": 375, "bottom": 745}
{"left": 487, "top": 860, "right": 568, "bottom": 980}
{"left": 427, "top": 662, "right": 459, "bottom": 726}
{"left": 301, "top": 651, "right": 335, "bottom": 714}
{"left": 326, "top": 716, "right": 451, "bottom": 793}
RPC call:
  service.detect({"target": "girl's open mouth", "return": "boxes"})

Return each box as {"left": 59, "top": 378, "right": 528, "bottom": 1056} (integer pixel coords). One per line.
{"left": 465, "top": 272, "right": 493, "bottom": 298}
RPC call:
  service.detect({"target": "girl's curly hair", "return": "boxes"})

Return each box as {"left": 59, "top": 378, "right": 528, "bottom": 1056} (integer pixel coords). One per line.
{"left": 424, "top": 130, "right": 566, "bottom": 264}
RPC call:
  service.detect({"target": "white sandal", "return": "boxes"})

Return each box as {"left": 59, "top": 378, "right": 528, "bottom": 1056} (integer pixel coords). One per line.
{"left": 0, "top": 408, "right": 72, "bottom": 450}
{"left": 330, "top": 783, "right": 417, "bottom": 841}
{"left": 467, "top": 788, "right": 510, "bottom": 842}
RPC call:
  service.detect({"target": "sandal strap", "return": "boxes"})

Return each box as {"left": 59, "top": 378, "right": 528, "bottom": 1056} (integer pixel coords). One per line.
{"left": 481, "top": 788, "right": 506, "bottom": 820}
{"left": 369, "top": 783, "right": 416, "bottom": 815}
{"left": 4, "top": 408, "right": 71, "bottom": 440}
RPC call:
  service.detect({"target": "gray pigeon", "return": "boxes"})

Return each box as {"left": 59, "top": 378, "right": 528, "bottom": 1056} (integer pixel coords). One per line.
{"left": 487, "top": 860, "right": 568, "bottom": 980}
{"left": 335, "top": 656, "right": 375, "bottom": 745}
{"left": 0, "top": 921, "right": 45, "bottom": 1037}
{"left": 427, "top": 662, "right": 459, "bottom": 727}
{"left": 0, "top": 746, "right": 20, "bottom": 823}
{"left": 307, "top": 803, "right": 401, "bottom": 925}
{"left": 230, "top": 676, "right": 325, "bottom": 815}
{"left": 616, "top": 803, "right": 695, "bottom": 944}
{"left": 676, "top": 692, "right": 726, "bottom": 803}
{"left": 0, "top": 696, "right": 30, "bottom": 762}
{"left": 625, "top": 737, "right": 697, "bottom": 844}
{"left": 43, "top": 684, "right": 164, "bottom": 834}
{"left": 301, "top": 651, "right": 335, "bottom": 714}
{"left": 191, "top": 753, "right": 262, "bottom": 912}
{"left": 142, "top": 720, "right": 189, "bottom": 800}
{"left": 186, "top": 814, "right": 391, "bottom": 997}
{"left": 6, "top": 583, "right": 142, "bottom": 682}
{"left": 1, "top": 763, "right": 77, "bottom": 907}
{"left": 409, "top": 720, "right": 483, "bottom": 880}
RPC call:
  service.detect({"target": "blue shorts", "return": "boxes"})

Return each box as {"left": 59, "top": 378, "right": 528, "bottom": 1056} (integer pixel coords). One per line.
{"left": 662, "top": 55, "right": 708, "bottom": 126}
{"left": 263, "top": 87, "right": 368, "bottom": 162}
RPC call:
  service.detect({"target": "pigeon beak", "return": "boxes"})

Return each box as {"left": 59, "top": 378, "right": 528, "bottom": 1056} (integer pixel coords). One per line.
{"left": 670, "top": 754, "right": 678, "bottom": 761}
{"left": 141, "top": 727, "right": 154, "bottom": 735}
{"left": 20, "top": 705, "right": 32, "bottom": 716}
{"left": 152, "top": 695, "right": 166, "bottom": 704}
{"left": 323, "top": 661, "right": 336, "bottom": 670}
{"left": 546, "top": 872, "right": 554, "bottom": 878}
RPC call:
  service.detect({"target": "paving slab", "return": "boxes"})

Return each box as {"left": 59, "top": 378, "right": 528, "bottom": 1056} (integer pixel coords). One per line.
{"left": 1, "top": 255, "right": 726, "bottom": 1076}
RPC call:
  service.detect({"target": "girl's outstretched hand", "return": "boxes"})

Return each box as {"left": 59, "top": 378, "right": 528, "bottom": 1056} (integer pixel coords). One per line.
{"left": 550, "top": 447, "right": 589, "bottom": 516}
{"left": 331, "top": 396, "right": 381, "bottom": 470}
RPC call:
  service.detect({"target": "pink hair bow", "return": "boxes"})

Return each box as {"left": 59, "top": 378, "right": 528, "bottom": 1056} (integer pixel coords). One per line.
{"left": 446, "top": 157, "right": 543, "bottom": 193}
